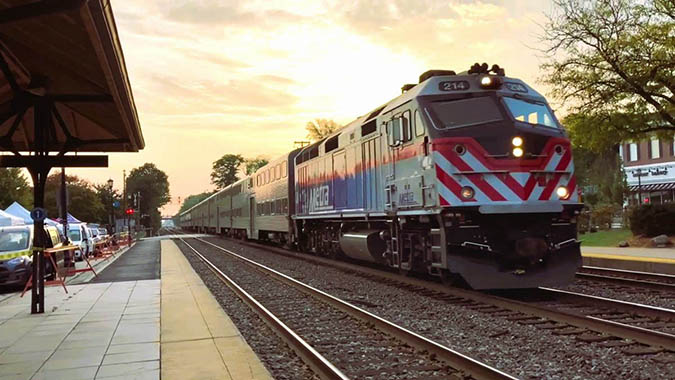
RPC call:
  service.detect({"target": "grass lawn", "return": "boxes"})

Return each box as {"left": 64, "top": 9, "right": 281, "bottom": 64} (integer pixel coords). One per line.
{"left": 578, "top": 228, "right": 632, "bottom": 247}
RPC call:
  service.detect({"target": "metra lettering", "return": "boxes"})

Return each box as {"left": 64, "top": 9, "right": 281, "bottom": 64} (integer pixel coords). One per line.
{"left": 311, "top": 185, "right": 330, "bottom": 209}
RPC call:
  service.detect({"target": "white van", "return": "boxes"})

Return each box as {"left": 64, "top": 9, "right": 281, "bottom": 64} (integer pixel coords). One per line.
{"left": 67, "top": 224, "right": 90, "bottom": 261}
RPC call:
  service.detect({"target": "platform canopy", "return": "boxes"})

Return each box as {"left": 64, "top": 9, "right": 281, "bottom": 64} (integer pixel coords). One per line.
{"left": 0, "top": 0, "right": 144, "bottom": 154}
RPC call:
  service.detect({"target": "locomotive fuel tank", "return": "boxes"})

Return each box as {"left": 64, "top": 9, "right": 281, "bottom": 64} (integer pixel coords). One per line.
{"left": 339, "top": 230, "right": 387, "bottom": 264}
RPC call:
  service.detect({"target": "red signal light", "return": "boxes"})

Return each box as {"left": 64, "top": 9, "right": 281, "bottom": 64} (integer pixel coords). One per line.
{"left": 125, "top": 208, "right": 135, "bottom": 215}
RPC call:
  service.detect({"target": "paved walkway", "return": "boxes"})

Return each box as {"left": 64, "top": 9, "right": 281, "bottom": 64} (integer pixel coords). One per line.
{"left": 0, "top": 238, "right": 271, "bottom": 380}
{"left": 0, "top": 280, "right": 160, "bottom": 380}
{"left": 90, "top": 241, "right": 160, "bottom": 283}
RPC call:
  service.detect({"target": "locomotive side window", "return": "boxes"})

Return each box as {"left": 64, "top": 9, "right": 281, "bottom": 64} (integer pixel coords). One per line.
{"left": 401, "top": 111, "right": 412, "bottom": 143}
{"left": 414, "top": 110, "right": 425, "bottom": 137}
{"left": 386, "top": 118, "right": 402, "bottom": 146}
{"left": 430, "top": 97, "right": 502, "bottom": 129}
{"left": 503, "top": 97, "right": 558, "bottom": 128}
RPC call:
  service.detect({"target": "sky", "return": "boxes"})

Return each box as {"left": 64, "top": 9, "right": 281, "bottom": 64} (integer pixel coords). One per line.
{"left": 69, "top": 0, "right": 557, "bottom": 216}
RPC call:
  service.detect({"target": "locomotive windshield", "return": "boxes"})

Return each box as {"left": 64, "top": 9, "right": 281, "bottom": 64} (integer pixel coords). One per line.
{"left": 503, "top": 97, "right": 559, "bottom": 128}
{"left": 429, "top": 97, "right": 503, "bottom": 129}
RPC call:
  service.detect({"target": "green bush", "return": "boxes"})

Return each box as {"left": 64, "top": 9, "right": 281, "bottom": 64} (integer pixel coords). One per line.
{"left": 628, "top": 204, "right": 675, "bottom": 237}
{"left": 592, "top": 203, "right": 618, "bottom": 230}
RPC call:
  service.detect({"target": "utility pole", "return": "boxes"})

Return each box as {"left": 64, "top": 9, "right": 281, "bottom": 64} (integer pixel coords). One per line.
{"left": 123, "top": 169, "right": 128, "bottom": 244}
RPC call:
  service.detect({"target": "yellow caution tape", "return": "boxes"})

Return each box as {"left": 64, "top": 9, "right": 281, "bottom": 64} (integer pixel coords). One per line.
{"left": 0, "top": 250, "right": 32, "bottom": 261}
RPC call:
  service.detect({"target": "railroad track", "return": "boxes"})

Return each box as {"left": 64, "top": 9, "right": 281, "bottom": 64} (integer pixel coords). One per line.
{"left": 175, "top": 235, "right": 516, "bottom": 380}
{"left": 576, "top": 266, "right": 675, "bottom": 293}
{"left": 171, "top": 231, "right": 675, "bottom": 357}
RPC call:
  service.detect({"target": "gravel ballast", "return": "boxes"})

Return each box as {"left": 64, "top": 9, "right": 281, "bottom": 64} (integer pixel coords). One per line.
{"left": 179, "top": 239, "right": 466, "bottom": 380}
{"left": 192, "top": 236, "right": 675, "bottom": 380}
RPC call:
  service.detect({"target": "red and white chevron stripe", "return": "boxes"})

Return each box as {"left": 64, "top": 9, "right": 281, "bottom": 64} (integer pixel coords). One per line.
{"left": 432, "top": 137, "right": 578, "bottom": 207}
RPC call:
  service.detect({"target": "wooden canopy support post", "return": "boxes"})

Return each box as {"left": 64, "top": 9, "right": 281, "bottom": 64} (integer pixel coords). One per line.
{"left": 0, "top": 96, "right": 108, "bottom": 314}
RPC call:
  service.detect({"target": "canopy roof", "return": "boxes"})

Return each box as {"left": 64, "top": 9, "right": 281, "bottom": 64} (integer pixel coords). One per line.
{"left": 0, "top": 209, "right": 24, "bottom": 226}
{"left": 0, "top": 0, "right": 144, "bottom": 153}
{"left": 5, "top": 201, "right": 57, "bottom": 226}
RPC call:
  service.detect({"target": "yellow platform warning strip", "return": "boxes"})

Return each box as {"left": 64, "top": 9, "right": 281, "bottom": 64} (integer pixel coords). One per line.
{"left": 160, "top": 239, "right": 272, "bottom": 380}
{"left": 582, "top": 253, "right": 675, "bottom": 264}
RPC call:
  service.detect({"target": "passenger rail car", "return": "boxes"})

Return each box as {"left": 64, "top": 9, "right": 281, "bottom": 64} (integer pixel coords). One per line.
{"left": 181, "top": 63, "right": 583, "bottom": 289}
{"left": 249, "top": 150, "right": 300, "bottom": 243}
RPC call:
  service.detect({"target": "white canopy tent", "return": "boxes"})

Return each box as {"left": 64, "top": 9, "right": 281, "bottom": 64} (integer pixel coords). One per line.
{"left": 0, "top": 209, "right": 24, "bottom": 226}
{"left": 4, "top": 201, "right": 58, "bottom": 226}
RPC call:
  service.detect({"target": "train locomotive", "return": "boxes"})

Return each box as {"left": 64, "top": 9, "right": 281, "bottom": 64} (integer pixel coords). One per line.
{"left": 180, "top": 63, "right": 583, "bottom": 289}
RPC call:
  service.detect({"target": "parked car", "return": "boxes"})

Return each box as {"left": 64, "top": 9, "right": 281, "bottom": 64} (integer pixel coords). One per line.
{"left": 0, "top": 225, "right": 65, "bottom": 287}
{"left": 67, "top": 224, "right": 90, "bottom": 261}
{"left": 98, "top": 228, "right": 109, "bottom": 240}
{"left": 88, "top": 226, "right": 102, "bottom": 256}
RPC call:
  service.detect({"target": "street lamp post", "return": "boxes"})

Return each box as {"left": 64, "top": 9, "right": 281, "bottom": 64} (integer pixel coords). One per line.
{"left": 107, "top": 178, "right": 114, "bottom": 233}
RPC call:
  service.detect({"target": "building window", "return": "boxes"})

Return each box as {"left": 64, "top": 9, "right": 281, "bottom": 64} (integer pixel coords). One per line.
{"left": 629, "top": 143, "right": 638, "bottom": 161}
{"left": 618, "top": 145, "right": 623, "bottom": 161}
{"left": 650, "top": 138, "right": 660, "bottom": 159}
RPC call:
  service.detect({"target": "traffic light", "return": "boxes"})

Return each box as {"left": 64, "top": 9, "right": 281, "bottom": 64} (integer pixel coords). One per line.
{"left": 125, "top": 208, "right": 135, "bottom": 215}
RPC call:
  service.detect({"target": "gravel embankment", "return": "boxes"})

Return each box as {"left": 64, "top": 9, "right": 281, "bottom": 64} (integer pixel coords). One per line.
{"left": 197, "top": 237, "right": 675, "bottom": 380}
{"left": 179, "top": 239, "right": 462, "bottom": 380}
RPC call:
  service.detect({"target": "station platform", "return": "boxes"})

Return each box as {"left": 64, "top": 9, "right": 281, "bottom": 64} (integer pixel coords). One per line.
{"left": 581, "top": 246, "right": 675, "bottom": 274}
{"left": 0, "top": 238, "right": 271, "bottom": 380}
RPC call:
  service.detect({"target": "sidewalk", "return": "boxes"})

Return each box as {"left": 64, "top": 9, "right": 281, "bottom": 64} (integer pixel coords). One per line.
{"left": 0, "top": 281, "right": 160, "bottom": 380}
{"left": 0, "top": 238, "right": 271, "bottom": 380}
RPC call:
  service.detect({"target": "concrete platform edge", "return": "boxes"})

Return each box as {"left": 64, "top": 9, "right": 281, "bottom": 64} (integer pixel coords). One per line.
{"left": 160, "top": 239, "right": 272, "bottom": 380}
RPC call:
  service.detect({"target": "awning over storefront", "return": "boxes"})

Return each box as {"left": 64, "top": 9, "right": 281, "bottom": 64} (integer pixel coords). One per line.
{"left": 628, "top": 182, "right": 675, "bottom": 192}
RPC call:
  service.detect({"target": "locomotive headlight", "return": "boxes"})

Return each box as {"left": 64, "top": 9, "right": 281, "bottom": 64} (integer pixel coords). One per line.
{"left": 556, "top": 186, "right": 569, "bottom": 199}
{"left": 512, "top": 136, "right": 523, "bottom": 147}
{"left": 480, "top": 76, "right": 492, "bottom": 86}
{"left": 460, "top": 186, "right": 475, "bottom": 200}
{"left": 512, "top": 147, "right": 524, "bottom": 157}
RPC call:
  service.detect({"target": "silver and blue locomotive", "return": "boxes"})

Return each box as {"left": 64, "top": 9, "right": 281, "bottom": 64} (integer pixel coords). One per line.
{"left": 181, "top": 63, "right": 583, "bottom": 289}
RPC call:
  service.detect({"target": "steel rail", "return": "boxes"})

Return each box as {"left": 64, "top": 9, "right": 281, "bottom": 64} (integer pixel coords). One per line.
{"left": 538, "top": 287, "right": 675, "bottom": 321}
{"left": 192, "top": 234, "right": 675, "bottom": 351}
{"left": 188, "top": 236, "right": 518, "bottom": 380}
{"left": 577, "top": 266, "right": 675, "bottom": 292}
{"left": 177, "top": 237, "right": 349, "bottom": 380}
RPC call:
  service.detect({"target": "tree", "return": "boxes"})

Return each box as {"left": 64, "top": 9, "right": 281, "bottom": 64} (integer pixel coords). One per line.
{"left": 177, "top": 191, "right": 213, "bottom": 215}
{"left": 540, "top": 0, "right": 675, "bottom": 150}
{"left": 306, "top": 118, "right": 340, "bottom": 141}
{"left": 211, "top": 154, "right": 243, "bottom": 189}
{"left": 94, "top": 183, "right": 122, "bottom": 227}
{"left": 127, "top": 163, "right": 171, "bottom": 233}
{"left": 44, "top": 173, "right": 104, "bottom": 223}
{"left": 244, "top": 157, "right": 269, "bottom": 175}
{"left": 0, "top": 168, "right": 32, "bottom": 209}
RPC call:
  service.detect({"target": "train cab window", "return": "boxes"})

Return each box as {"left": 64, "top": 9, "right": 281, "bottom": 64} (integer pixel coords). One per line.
{"left": 430, "top": 97, "right": 502, "bottom": 129}
{"left": 282, "top": 161, "right": 287, "bottom": 178}
{"left": 503, "top": 97, "right": 558, "bottom": 128}
{"left": 414, "top": 110, "right": 425, "bottom": 137}
{"left": 401, "top": 111, "right": 412, "bottom": 142}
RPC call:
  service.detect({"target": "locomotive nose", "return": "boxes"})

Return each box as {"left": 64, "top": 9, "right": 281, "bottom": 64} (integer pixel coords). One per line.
{"left": 514, "top": 237, "right": 548, "bottom": 265}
